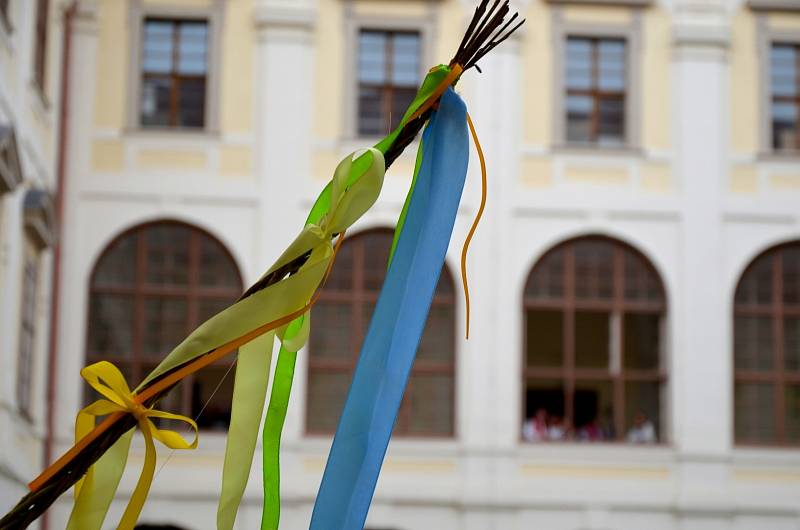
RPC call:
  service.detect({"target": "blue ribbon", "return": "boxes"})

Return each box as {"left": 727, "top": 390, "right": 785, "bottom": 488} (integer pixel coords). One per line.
{"left": 310, "top": 88, "right": 469, "bottom": 530}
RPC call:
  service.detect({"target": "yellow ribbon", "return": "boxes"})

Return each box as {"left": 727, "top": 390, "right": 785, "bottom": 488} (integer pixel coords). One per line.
{"left": 70, "top": 361, "right": 198, "bottom": 530}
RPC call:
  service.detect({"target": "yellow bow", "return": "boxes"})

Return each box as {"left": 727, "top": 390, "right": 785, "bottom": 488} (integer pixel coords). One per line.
{"left": 73, "top": 361, "right": 198, "bottom": 530}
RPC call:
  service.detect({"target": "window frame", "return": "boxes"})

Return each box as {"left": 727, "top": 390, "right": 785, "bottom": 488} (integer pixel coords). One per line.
{"left": 304, "top": 228, "right": 457, "bottom": 438}
{"left": 343, "top": 9, "right": 433, "bottom": 140}
{"left": 85, "top": 220, "right": 243, "bottom": 431}
{"left": 520, "top": 236, "right": 668, "bottom": 444}
{"left": 551, "top": 8, "right": 642, "bottom": 150}
{"left": 127, "top": 0, "right": 223, "bottom": 133}
{"left": 757, "top": 14, "right": 800, "bottom": 157}
{"left": 733, "top": 242, "right": 800, "bottom": 446}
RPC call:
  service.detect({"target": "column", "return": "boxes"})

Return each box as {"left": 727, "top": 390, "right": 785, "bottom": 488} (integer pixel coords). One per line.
{"left": 672, "top": 0, "right": 732, "bottom": 523}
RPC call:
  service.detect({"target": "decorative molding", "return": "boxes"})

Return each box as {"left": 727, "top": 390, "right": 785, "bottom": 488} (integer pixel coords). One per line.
{"left": 748, "top": 0, "right": 800, "bottom": 11}
{"left": 0, "top": 126, "right": 23, "bottom": 194}
{"left": 22, "top": 189, "right": 56, "bottom": 249}
{"left": 254, "top": 4, "right": 316, "bottom": 32}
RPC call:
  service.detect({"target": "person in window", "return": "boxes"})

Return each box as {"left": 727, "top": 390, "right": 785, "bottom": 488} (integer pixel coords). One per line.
{"left": 547, "top": 415, "right": 568, "bottom": 441}
{"left": 626, "top": 411, "right": 657, "bottom": 443}
{"left": 577, "top": 418, "right": 604, "bottom": 442}
{"left": 522, "top": 408, "right": 548, "bottom": 442}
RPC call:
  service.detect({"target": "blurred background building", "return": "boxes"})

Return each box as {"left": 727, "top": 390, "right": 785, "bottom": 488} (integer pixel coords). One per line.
{"left": 1, "top": 0, "right": 800, "bottom": 529}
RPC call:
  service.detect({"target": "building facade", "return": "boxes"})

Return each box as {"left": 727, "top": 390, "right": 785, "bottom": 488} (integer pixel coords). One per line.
{"left": 0, "top": 0, "right": 63, "bottom": 526}
{"left": 1, "top": 0, "right": 800, "bottom": 529}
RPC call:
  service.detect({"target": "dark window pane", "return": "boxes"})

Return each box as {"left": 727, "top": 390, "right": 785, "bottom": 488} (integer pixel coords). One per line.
{"left": 94, "top": 236, "right": 136, "bottom": 287}
{"left": 325, "top": 241, "right": 354, "bottom": 291}
{"left": 145, "top": 224, "right": 190, "bottom": 286}
{"left": 574, "top": 240, "right": 614, "bottom": 300}
{"left": 786, "top": 384, "right": 800, "bottom": 443}
{"left": 309, "top": 302, "right": 353, "bottom": 359}
{"left": 525, "top": 247, "right": 565, "bottom": 300}
{"left": 735, "top": 382, "right": 775, "bottom": 443}
{"left": 597, "top": 96, "right": 625, "bottom": 144}
{"left": 574, "top": 379, "right": 614, "bottom": 440}
{"left": 772, "top": 102, "right": 798, "bottom": 151}
{"left": 199, "top": 238, "right": 239, "bottom": 288}
{"left": 417, "top": 305, "right": 455, "bottom": 362}
{"left": 526, "top": 310, "right": 563, "bottom": 367}
{"left": 362, "top": 231, "right": 392, "bottom": 291}
{"left": 178, "top": 78, "right": 206, "bottom": 127}
{"left": 566, "top": 94, "right": 592, "bottom": 143}
{"left": 141, "top": 76, "right": 172, "bottom": 126}
{"left": 783, "top": 247, "right": 800, "bottom": 305}
{"left": 735, "top": 253, "right": 773, "bottom": 306}
{"left": 623, "top": 250, "right": 663, "bottom": 302}
{"left": 358, "top": 86, "right": 383, "bottom": 136}
{"left": 734, "top": 316, "right": 774, "bottom": 372}
{"left": 87, "top": 294, "right": 134, "bottom": 357}
{"left": 785, "top": 317, "right": 800, "bottom": 372}
{"left": 625, "top": 382, "right": 659, "bottom": 443}
{"left": 307, "top": 371, "right": 351, "bottom": 432}
{"left": 198, "top": 297, "right": 230, "bottom": 324}
{"left": 575, "top": 311, "right": 610, "bottom": 368}
{"left": 142, "top": 298, "right": 188, "bottom": 358}
{"left": 407, "top": 374, "right": 454, "bottom": 435}
{"left": 624, "top": 313, "right": 660, "bottom": 370}
{"left": 192, "top": 364, "right": 234, "bottom": 431}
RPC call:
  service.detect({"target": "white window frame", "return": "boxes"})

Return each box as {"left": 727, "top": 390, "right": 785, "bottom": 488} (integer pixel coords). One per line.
{"left": 343, "top": 5, "right": 434, "bottom": 140}
{"left": 126, "top": 0, "right": 224, "bottom": 133}
{"left": 551, "top": 6, "right": 643, "bottom": 150}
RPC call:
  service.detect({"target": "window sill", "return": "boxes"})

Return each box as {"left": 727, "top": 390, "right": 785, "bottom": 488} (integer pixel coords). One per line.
{"left": 757, "top": 150, "right": 800, "bottom": 163}
{"left": 123, "top": 126, "right": 221, "bottom": 141}
{"left": 518, "top": 440, "right": 675, "bottom": 463}
{"left": 552, "top": 143, "right": 643, "bottom": 158}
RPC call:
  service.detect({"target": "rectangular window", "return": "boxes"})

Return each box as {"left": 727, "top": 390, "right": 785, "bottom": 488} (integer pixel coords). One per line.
{"left": 33, "top": 0, "right": 48, "bottom": 90}
{"left": 140, "top": 18, "right": 208, "bottom": 128}
{"left": 357, "top": 29, "right": 421, "bottom": 136}
{"left": 770, "top": 43, "right": 799, "bottom": 152}
{"left": 17, "top": 246, "right": 39, "bottom": 418}
{"left": 565, "top": 36, "right": 626, "bottom": 146}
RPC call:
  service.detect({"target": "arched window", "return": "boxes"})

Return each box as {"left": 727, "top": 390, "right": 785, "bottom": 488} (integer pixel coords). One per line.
{"left": 306, "top": 228, "right": 456, "bottom": 437}
{"left": 734, "top": 242, "right": 800, "bottom": 445}
{"left": 522, "top": 236, "right": 666, "bottom": 443}
{"left": 86, "top": 221, "right": 242, "bottom": 430}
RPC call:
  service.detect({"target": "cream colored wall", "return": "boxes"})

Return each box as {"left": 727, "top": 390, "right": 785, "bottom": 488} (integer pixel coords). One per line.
{"left": 311, "top": 0, "right": 463, "bottom": 180}
{"left": 729, "top": 8, "right": 800, "bottom": 195}
{"left": 520, "top": 2, "right": 674, "bottom": 193}
{"left": 91, "top": 0, "right": 255, "bottom": 177}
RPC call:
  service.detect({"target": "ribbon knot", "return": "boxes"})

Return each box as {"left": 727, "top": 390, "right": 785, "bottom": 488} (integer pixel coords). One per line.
{"left": 74, "top": 361, "right": 198, "bottom": 530}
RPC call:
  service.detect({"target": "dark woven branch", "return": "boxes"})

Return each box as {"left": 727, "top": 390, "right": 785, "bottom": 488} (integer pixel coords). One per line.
{"left": 0, "top": 2, "right": 523, "bottom": 528}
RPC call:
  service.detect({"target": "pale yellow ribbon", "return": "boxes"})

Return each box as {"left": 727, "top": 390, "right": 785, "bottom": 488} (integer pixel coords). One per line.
{"left": 69, "top": 361, "right": 198, "bottom": 530}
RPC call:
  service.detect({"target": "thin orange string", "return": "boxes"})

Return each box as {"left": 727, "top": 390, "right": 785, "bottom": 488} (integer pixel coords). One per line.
{"left": 460, "top": 113, "right": 487, "bottom": 340}
{"left": 29, "top": 232, "right": 347, "bottom": 492}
